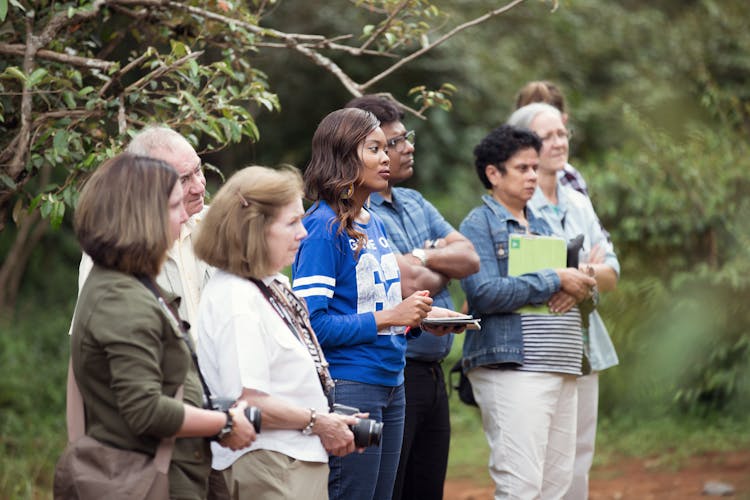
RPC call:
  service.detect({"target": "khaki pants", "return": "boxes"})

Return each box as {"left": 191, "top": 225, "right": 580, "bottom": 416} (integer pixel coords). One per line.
{"left": 222, "top": 449, "right": 328, "bottom": 500}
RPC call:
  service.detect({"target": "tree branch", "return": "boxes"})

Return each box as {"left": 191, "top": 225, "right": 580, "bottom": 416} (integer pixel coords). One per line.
{"left": 358, "top": 0, "right": 410, "bottom": 53}
{"left": 291, "top": 44, "right": 362, "bottom": 97}
{"left": 164, "top": 0, "right": 325, "bottom": 42}
{"left": 36, "top": 0, "right": 108, "bottom": 48}
{"left": 98, "top": 48, "right": 155, "bottom": 97}
{"left": 124, "top": 51, "right": 203, "bottom": 93}
{"left": 377, "top": 92, "right": 427, "bottom": 120}
{"left": 361, "top": 0, "right": 529, "bottom": 90}
{"left": 4, "top": 13, "right": 36, "bottom": 184}
{"left": 0, "top": 44, "right": 116, "bottom": 71}
{"left": 256, "top": 40, "right": 397, "bottom": 58}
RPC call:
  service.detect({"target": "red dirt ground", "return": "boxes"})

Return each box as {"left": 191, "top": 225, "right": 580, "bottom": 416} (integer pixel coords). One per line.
{"left": 443, "top": 450, "right": 750, "bottom": 499}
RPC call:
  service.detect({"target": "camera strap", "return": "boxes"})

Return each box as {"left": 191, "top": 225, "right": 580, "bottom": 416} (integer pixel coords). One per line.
{"left": 137, "top": 275, "right": 216, "bottom": 409}
{"left": 250, "top": 277, "right": 335, "bottom": 398}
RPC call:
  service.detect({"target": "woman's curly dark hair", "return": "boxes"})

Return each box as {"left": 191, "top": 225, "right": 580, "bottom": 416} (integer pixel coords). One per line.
{"left": 473, "top": 125, "right": 541, "bottom": 189}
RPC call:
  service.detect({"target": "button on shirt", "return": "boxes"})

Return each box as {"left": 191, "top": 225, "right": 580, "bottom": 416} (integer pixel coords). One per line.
{"left": 168, "top": 214, "right": 203, "bottom": 336}
{"left": 369, "top": 188, "right": 456, "bottom": 362}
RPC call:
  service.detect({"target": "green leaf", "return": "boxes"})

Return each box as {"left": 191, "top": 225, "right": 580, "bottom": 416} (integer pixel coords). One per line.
{"left": 39, "top": 199, "right": 52, "bottom": 218}
{"left": 69, "top": 69, "right": 83, "bottom": 87}
{"left": 0, "top": 0, "right": 7, "bottom": 22}
{"left": 170, "top": 40, "right": 189, "bottom": 58}
{"left": 50, "top": 201, "right": 65, "bottom": 228}
{"left": 12, "top": 198, "right": 23, "bottom": 225}
{"left": 181, "top": 90, "right": 203, "bottom": 114}
{"left": 0, "top": 173, "right": 16, "bottom": 189}
{"left": 53, "top": 130, "right": 68, "bottom": 155}
{"left": 27, "top": 68, "right": 47, "bottom": 87}
{"left": 2, "top": 66, "right": 27, "bottom": 83}
{"left": 63, "top": 91, "right": 76, "bottom": 109}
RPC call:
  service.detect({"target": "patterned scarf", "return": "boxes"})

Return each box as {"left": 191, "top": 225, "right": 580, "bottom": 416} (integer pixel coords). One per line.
{"left": 256, "top": 277, "right": 336, "bottom": 397}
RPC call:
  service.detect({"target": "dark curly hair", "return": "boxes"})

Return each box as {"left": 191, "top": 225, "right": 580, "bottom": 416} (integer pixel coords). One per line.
{"left": 473, "top": 125, "right": 541, "bottom": 189}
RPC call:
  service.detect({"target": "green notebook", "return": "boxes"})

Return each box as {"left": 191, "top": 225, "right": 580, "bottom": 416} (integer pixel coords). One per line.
{"left": 507, "top": 233, "right": 566, "bottom": 315}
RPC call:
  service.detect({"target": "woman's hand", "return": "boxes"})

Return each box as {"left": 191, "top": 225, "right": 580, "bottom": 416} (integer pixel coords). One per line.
{"left": 220, "top": 400, "right": 257, "bottom": 451}
{"left": 421, "top": 306, "right": 468, "bottom": 336}
{"left": 548, "top": 290, "right": 577, "bottom": 314}
{"left": 313, "top": 412, "right": 357, "bottom": 456}
{"left": 375, "top": 290, "right": 433, "bottom": 329}
{"left": 555, "top": 268, "right": 596, "bottom": 302}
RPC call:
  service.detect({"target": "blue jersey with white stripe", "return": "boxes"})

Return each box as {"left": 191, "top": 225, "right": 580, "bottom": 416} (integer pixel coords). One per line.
{"left": 292, "top": 201, "right": 407, "bottom": 386}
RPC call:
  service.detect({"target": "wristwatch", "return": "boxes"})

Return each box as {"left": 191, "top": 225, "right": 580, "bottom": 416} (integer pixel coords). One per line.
{"left": 411, "top": 248, "right": 428, "bottom": 266}
{"left": 302, "top": 408, "right": 317, "bottom": 435}
{"left": 215, "top": 409, "right": 234, "bottom": 441}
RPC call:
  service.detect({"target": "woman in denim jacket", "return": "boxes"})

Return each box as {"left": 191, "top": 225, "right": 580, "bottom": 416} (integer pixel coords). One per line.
{"left": 459, "top": 125, "right": 596, "bottom": 499}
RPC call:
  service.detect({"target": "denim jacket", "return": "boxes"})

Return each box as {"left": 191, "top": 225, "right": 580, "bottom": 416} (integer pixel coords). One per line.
{"left": 459, "top": 195, "right": 561, "bottom": 371}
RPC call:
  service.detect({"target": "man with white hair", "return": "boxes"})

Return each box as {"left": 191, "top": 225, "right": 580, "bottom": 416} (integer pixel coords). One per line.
{"left": 75, "top": 126, "right": 211, "bottom": 340}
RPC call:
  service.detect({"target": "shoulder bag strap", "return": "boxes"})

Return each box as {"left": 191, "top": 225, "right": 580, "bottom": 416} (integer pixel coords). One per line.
{"left": 65, "top": 358, "right": 85, "bottom": 442}
{"left": 65, "top": 357, "right": 183, "bottom": 471}
{"left": 136, "top": 275, "right": 216, "bottom": 407}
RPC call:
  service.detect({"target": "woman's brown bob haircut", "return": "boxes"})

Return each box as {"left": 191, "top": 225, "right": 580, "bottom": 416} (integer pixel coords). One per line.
{"left": 194, "top": 166, "right": 303, "bottom": 279}
{"left": 74, "top": 153, "right": 178, "bottom": 277}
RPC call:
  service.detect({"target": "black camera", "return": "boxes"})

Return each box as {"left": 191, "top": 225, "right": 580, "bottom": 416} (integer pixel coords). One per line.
{"left": 331, "top": 403, "right": 383, "bottom": 448}
{"left": 211, "top": 397, "right": 262, "bottom": 433}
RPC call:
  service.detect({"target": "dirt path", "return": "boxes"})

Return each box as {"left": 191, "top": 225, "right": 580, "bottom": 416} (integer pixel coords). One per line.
{"left": 443, "top": 450, "right": 750, "bottom": 499}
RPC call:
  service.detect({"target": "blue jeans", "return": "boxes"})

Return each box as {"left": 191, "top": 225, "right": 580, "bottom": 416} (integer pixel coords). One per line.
{"left": 328, "top": 380, "right": 406, "bottom": 500}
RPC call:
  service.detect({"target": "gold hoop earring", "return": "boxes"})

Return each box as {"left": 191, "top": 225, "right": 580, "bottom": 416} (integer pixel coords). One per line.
{"left": 341, "top": 184, "right": 354, "bottom": 200}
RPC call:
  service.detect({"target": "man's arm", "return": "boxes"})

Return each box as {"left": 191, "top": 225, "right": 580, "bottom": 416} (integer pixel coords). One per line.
{"left": 396, "top": 254, "right": 449, "bottom": 297}
{"left": 417, "top": 231, "right": 480, "bottom": 279}
{"left": 398, "top": 231, "right": 479, "bottom": 298}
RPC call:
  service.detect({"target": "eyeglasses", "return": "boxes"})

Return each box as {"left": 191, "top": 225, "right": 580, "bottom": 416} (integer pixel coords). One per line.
{"left": 540, "top": 129, "right": 572, "bottom": 144}
{"left": 386, "top": 130, "right": 415, "bottom": 153}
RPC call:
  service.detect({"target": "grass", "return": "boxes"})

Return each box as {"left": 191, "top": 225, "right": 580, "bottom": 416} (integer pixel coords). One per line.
{"left": 1, "top": 304, "right": 71, "bottom": 500}
{"left": 594, "top": 413, "right": 750, "bottom": 470}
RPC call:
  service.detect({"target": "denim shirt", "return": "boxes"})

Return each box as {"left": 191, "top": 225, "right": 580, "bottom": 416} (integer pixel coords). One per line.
{"left": 370, "top": 189, "right": 456, "bottom": 361}
{"left": 459, "top": 194, "right": 561, "bottom": 371}
{"left": 529, "top": 184, "right": 620, "bottom": 371}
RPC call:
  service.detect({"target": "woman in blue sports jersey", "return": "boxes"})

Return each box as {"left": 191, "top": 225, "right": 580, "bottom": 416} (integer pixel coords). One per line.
{"left": 292, "top": 108, "right": 436, "bottom": 500}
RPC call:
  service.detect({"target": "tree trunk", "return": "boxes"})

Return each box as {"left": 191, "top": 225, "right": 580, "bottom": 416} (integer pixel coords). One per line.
{"left": 0, "top": 165, "right": 52, "bottom": 315}
{"left": 0, "top": 210, "right": 49, "bottom": 315}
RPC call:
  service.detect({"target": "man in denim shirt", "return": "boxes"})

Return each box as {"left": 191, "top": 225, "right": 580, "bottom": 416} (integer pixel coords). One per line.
{"left": 347, "top": 95, "right": 479, "bottom": 500}
{"left": 460, "top": 125, "right": 596, "bottom": 499}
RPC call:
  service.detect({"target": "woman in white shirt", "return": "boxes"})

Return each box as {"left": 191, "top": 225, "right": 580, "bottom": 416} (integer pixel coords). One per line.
{"left": 194, "top": 166, "right": 357, "bottom": 500}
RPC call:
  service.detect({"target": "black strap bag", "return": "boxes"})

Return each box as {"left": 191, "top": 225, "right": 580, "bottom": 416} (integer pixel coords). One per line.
{"left": 449, "top": 359, "right": 477, "bottom": 407}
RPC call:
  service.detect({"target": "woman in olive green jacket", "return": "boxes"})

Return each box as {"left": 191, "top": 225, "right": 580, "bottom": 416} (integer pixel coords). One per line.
{"left": 69, "top": 154, "right": 257, "bottom": 499}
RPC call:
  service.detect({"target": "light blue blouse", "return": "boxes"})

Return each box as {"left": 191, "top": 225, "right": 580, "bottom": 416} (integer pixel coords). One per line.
{"left": 529, "top": 183, "right": 620, "bottom": 371}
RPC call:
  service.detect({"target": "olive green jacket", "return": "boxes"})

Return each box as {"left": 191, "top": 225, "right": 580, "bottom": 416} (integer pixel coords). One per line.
{"left": 70, "top": 265, "right": 210, "bottom": 499}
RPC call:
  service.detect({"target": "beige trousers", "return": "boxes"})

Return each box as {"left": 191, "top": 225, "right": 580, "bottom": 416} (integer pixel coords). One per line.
{"left": 222, "top": 449, "right": 329, "bottom": 500}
